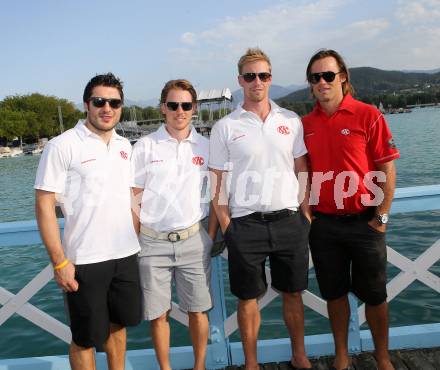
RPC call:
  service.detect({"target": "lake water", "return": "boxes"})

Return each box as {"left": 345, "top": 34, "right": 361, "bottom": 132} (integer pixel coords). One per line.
{"left": 0, "top": 108, "right": 439, "bottom": 359}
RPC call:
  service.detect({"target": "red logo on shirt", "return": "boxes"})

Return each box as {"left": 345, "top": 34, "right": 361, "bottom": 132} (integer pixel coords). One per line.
{"left": 192, "top": 156, "right": 205, "bottom": 166}
{"left": 277, "top": 126, "right": 290, "bottom": 135}
{"left": 120, "top": 151, "right": 128, "bottom": 160}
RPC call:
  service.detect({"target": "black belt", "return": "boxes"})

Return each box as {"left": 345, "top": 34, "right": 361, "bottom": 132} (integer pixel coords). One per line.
{"left": 314, "top": 207, "right": 374, "bottom": 221}
{"left": 238, "top": 208, "right": 297, "bottom": 222}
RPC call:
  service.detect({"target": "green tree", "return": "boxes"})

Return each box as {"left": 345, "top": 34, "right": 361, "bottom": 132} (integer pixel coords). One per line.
{"left": 0, "top": 94, "right": 82, "bottom": 140}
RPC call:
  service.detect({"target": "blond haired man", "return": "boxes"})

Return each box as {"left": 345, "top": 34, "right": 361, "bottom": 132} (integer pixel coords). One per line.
{"left": 210, "top": 48, "right": 312, "bottom": 370}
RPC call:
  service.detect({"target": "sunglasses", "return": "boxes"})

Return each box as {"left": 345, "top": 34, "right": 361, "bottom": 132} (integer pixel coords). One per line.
{"left": 308, "top": 71, "right": 342, "bottom": 84}
{"left": 89, "top": 97, "right": 123, "bottom": 109}
{"left": 165, "top": 102, "right": 193, "bottom": 111}
{"left": 240, "top": 72, "right": 272, "bottom": 83}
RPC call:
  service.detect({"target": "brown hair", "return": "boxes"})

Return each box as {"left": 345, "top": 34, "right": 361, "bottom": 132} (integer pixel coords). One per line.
{"left": 237, "top": 48, "right": 272, "bottom": 75}
{"left": 306, "top": 49, "right": 354, "bottom": 96}
{"left": 160, "top": 79, "right": 198, "bottom": 104}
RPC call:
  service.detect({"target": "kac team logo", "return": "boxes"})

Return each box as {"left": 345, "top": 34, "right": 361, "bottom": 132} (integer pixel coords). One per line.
{"left": 341, "top": 128, "right": 350, "bottom": 135}
{"left": 277, "top": 125, "right": 290, "bottom": 135}
{"left": 120, "top": 151, "right": 128, "bottom": 160}
{"left": 192, "top": 156, "right": 204, "bottom": 166}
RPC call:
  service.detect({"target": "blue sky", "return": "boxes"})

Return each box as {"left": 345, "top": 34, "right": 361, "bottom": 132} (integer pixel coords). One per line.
{"left": 2, "top": 0, "right": 440, "bottom": 104}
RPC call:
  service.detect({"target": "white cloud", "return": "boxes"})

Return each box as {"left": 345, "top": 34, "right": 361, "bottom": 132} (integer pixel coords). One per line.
{"left": 181, "top": 32, "right": 196, "bottom": 45}
{"left": 396, "top": 0, "right": 440, "bottom": 24}
{"left": 346, "top": 19, "right": 389, "bottom": 39}
{"left": 166, "top": 0, "right": 440, "bottom": 90}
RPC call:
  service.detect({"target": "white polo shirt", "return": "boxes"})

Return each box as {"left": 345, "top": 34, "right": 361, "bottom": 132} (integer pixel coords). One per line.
{"left": 34, "top": 120, "right": 140, "bottom": 264}
{"left": 209, "top": 100, "right": 307, "bottom": 217}
{"left": 131, "top": 125, "right": 209, "bottom": 232}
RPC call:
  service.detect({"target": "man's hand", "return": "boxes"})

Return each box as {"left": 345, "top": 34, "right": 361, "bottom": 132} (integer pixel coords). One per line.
{"left": 54, "top": 262, "right": 79, "bottom": 292}
{"left": 368, "top": 218, "right": 386, "bottom": 233}
{"left": 220, "top": 219, "right": 231, "bottom": 234}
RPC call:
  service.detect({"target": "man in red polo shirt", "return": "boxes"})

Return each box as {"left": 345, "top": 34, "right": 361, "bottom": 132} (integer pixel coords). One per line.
{"left": 302, "top": 49, "right": 399, "bottom": 370}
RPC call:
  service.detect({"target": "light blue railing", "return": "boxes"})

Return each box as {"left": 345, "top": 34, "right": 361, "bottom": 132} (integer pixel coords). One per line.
{"left": 0, "top": 184, "right": 439, "bottom": 370}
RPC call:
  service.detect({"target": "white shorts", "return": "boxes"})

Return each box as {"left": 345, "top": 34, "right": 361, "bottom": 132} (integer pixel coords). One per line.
{"left": 138, "top": 227, "right": 213, "bottom": 320}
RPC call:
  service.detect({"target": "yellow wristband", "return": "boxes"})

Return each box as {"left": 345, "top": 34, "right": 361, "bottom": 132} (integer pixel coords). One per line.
{"left": 54, "top": 259, "right": 69, "bottom": 270}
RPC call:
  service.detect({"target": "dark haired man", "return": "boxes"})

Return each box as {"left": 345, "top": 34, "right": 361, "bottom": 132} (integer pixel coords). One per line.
{"left": 302, "top": 49, "right": 399, "bottom": 370}
{"left": 35, "top": 73, "right": 141, "bottom": 370}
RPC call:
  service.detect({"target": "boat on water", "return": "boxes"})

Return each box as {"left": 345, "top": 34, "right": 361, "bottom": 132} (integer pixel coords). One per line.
{"left": 23, "top": 138, "right": 48, "bottom": 156}
{"left": 0, "top": 146, "right": 23, "bottom": 158}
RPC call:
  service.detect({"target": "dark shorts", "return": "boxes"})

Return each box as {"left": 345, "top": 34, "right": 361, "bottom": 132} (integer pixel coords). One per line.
{"left": 309, "top": 208, "right": 387, "bottom": 305}
{"left": 224, "top": 210, "right": 310, "bottom": 300}
{"left": 66, "top": 253, "right": 142, "bottom": 348}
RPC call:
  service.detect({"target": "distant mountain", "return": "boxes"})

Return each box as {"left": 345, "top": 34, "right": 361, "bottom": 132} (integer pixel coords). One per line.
{"left": 278, "top": 67, "right": 440, "bottom": 103}
{"left": 125, "top": 98, "right": 158, "bottom": 108}
{"left": 232, "top": 84, "right": 306, "bottom": 105}
{"left": 401, "top": 68, "right": 440, "bottom": 74}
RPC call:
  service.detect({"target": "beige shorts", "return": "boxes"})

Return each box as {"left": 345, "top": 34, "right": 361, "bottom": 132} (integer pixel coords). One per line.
{"left": 138, "top": 227, "right": 213, "bottom": 320}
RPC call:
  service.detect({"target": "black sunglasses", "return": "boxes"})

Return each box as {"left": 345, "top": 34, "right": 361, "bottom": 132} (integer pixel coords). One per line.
{"left": 308, "top": 71, "right": 342, "bottom": 84}
{"left": 165, "top": 102, "right": 193, "bottom": 111}
{"left": 89, "top": 97, "right": 123, "bottom": 109}
{"left": 240, "top": 72, "right": 272, "bottom": 83}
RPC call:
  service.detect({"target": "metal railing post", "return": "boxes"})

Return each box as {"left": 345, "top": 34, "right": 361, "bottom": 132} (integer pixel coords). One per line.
{"left": 348, "top": 293, "right": 361, "bottom": 353}
{"left": 206, "top": 256, "right": 230, "bottom": 369}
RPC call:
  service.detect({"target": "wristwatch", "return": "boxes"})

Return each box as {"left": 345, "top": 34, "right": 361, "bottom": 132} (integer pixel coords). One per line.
{"left": 376, "top": 213, "right": 389, "bottom": 225}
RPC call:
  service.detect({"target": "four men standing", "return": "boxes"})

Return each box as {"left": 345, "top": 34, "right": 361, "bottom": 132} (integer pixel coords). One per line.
{"left": 35, "top": 49, "right": 399, "bottom": 370}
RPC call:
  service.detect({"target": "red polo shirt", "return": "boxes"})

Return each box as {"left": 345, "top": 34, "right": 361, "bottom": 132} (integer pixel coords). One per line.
{"left": 302, "top": 94, "right": 400, "bottom": 214}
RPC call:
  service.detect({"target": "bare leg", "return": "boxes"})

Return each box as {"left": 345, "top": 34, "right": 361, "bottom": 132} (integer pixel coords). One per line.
{"left": 366, "top": 302, "right": 394, "bottom": 370}
{"left": 238, "top": 299, "right": 260, "bottom": 370}
{"left": 151, "top": 311, "right": 172, "bottom": 370}
{"left": 282, "top": 292, "right": 311, "bottom": 369}
{"left": 327, "top": 295, "right": 350, "bottom": 370}
{"left": 69, "top": 341, "right": 96, "bottom": 370}
{"left": 188, "top": 311, "right": 209, "bottom": 370}
{"left": 102, "top": 323, "right": 127, "bottom": 370}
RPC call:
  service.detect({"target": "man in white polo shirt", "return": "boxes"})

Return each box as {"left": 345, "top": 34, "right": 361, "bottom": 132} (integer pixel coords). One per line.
{"left": 35, "top": 73, "right": 141, "bottom": 370}
{"left": 131, "top": 79, "right": 217, "bottom": 370}
{"left": 209, "top": 48, "right": 312, "bottom": 370}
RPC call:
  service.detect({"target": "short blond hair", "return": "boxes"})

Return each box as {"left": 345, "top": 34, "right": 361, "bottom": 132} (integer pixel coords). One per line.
{"left": 237, "top": 48, "right": 272, "bottom": 74}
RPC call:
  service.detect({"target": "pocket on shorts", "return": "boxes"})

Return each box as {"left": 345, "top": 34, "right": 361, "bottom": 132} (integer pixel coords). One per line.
{"left": 366, "top": 222, "right": 386, "bottom": 235}
{"left": 200, "top": 227, "right": 214, "bottom": 249}
{"left": 300, "top": 210, "right": 311, "bottom": 227}
{"left": 138, "top": 232, "right": 155, "bottom": 257}
{"left": 223, "top": 219, "right": 233, "bottom": 237}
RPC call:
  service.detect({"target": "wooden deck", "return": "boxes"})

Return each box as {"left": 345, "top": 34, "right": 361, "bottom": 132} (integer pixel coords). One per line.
{"left": 222, "top": 347, "right": 440, "bottom": 370}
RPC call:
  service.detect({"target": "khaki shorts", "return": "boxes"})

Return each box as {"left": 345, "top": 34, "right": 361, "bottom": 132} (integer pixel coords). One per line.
{"left": 138, "top": 228, "right": 213, "bottom": 320}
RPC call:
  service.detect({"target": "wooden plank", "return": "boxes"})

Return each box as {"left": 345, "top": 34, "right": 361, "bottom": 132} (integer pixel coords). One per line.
{"left": 310, "top": 356, "right": 333, "bottom": 370}
{"left": 399, "top": 349, "right": 436, "bottom": 370}
{"left": 261, "top": 362, "right": 278, "bottom": 370}
{"left": 421, "top": 348, "right": 440, "bottom": 368}
{"left": 389, "top": 351, "right": 409, "bottom": 370}
{"left": 352, "top": 352, "right": 377, "bottom": 369}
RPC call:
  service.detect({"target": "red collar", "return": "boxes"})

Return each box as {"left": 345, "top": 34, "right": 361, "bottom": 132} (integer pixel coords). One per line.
{"left": 314, "top": 94, "right": 357, "bottom": 116}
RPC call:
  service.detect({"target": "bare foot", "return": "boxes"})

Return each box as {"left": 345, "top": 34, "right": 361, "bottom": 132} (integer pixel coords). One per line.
{"left": 332, "top": 355, "right": 351, "bottom": 370}
{"left": 291, "top": 354, "right": 312, "bottom": 369}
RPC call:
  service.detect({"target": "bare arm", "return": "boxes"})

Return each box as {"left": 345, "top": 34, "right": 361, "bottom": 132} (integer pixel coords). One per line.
{"left": 369, "top": 160, "right": 396, "bottom": 232}
{"left": 35, "top": 190, "right": 78, "bottom": 292}
{"left": 207, "top": 202, "right": 220, "bottom": 240}
{"left": 131, "top": 187, "right": 144, "bottom": 235}
{"left": 294, "top": 154, "right": 312, "bottom": 221}
{"left": 209, "top": 168, "right": 231, "bottom": 234}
